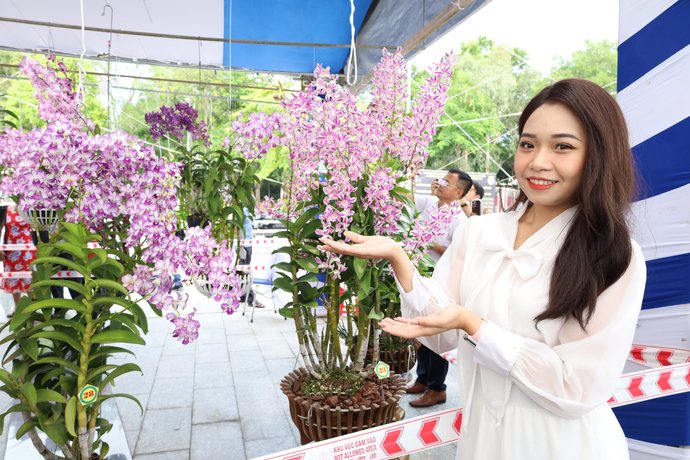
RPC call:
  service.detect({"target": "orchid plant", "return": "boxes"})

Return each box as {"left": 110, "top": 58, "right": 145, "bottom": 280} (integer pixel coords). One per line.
{"left": 0, "top": 55, "right": 242, "bottom": 460}
{"left": 272, "top": 49, "right": 457, "bottom": 387}
{"left": 145, "top": 106, "right": 283, "bottom": 260}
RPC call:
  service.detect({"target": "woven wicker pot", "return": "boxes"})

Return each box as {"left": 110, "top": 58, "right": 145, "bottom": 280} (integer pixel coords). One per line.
{"left": 281, "top": 367, "right": 407, "bottom": 445}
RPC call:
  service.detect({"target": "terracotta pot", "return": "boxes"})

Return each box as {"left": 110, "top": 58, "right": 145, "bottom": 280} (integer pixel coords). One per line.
{"left": 281, "top": 367, "right": 407, "bottom": 445}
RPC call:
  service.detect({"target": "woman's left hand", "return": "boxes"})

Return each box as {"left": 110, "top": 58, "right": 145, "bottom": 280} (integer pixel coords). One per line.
{"left": 381, "top": 304, "right": 482, "bottom": 339}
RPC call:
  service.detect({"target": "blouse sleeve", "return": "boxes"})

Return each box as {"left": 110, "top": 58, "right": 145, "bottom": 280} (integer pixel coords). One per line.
{"left": 393, "top": 222, "right": 471, "bottom": 354}
{"left": 473, "top": 240, "right": 647, "bottom": 419}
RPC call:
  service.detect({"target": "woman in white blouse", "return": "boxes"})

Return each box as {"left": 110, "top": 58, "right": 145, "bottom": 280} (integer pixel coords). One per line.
{"left": 319, "top": 79, "right": 646, "bottom": 459}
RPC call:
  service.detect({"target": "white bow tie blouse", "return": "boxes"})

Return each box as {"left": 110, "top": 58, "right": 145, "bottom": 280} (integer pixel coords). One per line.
{"left": 396, "top": 203, "right": 646, "bottom": 460}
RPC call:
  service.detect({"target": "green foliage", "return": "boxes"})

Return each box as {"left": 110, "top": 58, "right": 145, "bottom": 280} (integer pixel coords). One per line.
{"left": 419, "top": 37, "right": 618, "bottom": 181}
{"left": 551, "top": 39, "right": 618, "bottom": 90}
{"left": 0, "top": 222, "right": 146, "bottom": 458}
{"left": 174, "top": 140, "right": 261, "bottom": 248}
{"left": 0, "top": 51, "right": 107, "bottom": 130}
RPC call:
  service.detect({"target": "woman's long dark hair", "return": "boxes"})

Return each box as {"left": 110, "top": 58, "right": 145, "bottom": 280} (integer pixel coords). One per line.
{"left": 512, "top": 79, "right": 635, "bottom": 329}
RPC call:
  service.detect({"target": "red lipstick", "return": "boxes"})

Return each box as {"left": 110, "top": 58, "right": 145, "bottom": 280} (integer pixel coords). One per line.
{"left": 526, "top": 178, "right": 557, "bottom": 190}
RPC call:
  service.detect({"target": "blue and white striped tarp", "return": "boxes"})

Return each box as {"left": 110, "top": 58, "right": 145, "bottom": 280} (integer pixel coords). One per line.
{"left": 612, "top": 0, "right": 690, "bottom": 452}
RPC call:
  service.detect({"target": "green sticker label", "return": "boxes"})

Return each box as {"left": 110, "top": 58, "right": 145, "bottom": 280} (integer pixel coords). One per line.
{"left": 79, "top": 385, "right": 99, "bottom": 405}
{"left": 375, "top": 361, "right": 390, "bottom": 379}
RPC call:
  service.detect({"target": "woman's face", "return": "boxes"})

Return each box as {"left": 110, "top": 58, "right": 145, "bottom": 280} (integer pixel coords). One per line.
{"left": 514, "top": 103, "right": 587, "bottom": 212}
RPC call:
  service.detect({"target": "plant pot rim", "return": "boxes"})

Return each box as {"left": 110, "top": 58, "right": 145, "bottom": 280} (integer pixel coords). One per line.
{"left": 280, "top": 367, "right": 407, "bottom": 444}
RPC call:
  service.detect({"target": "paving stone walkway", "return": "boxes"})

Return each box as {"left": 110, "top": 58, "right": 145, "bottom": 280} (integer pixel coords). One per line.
{"left": 0, "top": 283, "right": 460, "bottom": 459}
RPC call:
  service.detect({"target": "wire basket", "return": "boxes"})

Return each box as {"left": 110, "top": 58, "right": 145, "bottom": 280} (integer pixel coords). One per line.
{"left": 17, "top": 208, "right": 60, "bottom": 230}
{"left": 193, "top": 270, "right": 254, "bottom": 299}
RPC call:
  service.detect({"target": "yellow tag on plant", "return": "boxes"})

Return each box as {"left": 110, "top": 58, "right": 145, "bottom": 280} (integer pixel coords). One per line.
{"left": 375, "top": 361, "right": 390, "bottom": 379}
{"left": 79, "top": 385, "right": 99, "bottom": 405}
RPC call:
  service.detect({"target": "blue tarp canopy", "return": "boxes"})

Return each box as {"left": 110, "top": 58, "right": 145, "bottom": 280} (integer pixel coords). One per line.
{"left": 0, "top": 0, "right": 492, "bottom": 81}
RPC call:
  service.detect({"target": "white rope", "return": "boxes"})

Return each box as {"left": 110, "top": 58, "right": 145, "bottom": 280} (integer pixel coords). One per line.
{"left": 495, "top": 41, "right": 555, "bottom": 82}
{"left": 446, "top": 112, "right": 514, "bottom": 179}
{"left": 2, "top": 94, "right": 38, "bottom": 108}
{"left": 436, "top": 112, "right": 521, "bottom": 126}
{"left": 76, "top": 0, "right": 88, "bottom": 109}
{"left": 447, "top": 66, "right": 518, "bottom": 101}
{"left": 411, "top": 78, "right": 514, "bottom": 179}
{"left": 346, "top": 0, "right": 357, "bottom": 86}
{"left": 438, "top": 126, "right": 518, "bottom": 170}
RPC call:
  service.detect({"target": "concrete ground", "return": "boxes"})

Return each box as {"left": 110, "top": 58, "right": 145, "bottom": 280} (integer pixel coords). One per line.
{"left": 0, "top": 279, "right": 460, "bottom": 460}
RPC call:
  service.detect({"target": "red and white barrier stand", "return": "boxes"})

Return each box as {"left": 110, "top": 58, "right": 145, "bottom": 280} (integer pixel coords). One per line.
{"left": 628, "top": 344, "right": 690, "bottom": 368}
{"left": 252, "top": 345, "right": 690, "bottom": 460}
{"left": 252, "top": 407, "right": 463, "bottom": 460}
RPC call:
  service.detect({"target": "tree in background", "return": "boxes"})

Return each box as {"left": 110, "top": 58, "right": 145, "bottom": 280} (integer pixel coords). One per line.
{"left": 416, "top": 37, "right": 542, "bottom": 176}
{"left": 551, "top": 39, "right": 617, "bottom": 90}
{"left": 419, "top": 38, "right": 618, "bottom": 183}
{"left": 0, "top": 51, "right": 107, "bottom": 130}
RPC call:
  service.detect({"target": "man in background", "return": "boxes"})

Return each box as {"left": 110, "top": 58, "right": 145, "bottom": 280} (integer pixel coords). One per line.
{"left": 460, "top": 180, "right": 485, "bottom": 218}
{"left": 408, "top": 169, "right": 472, "bottom": 407}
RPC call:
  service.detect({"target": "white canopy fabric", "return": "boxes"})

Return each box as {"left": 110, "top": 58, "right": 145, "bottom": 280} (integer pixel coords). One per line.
{"left": 0, "top": 0, "right": 493, "bottom": 78}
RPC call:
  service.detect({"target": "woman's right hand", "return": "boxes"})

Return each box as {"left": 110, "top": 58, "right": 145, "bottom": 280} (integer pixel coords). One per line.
{"left": 319, "top": 231, "right": 404, "bottom": 262}
{"left": 320, "top": 230, "right": 415, "bottom": 293}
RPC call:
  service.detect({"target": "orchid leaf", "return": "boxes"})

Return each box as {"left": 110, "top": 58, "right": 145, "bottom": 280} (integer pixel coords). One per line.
{"left": 30, "top": 257, "right": 88, "bottom": 278}
{"left": 17, "top": 338, "right": 39, "bottom": 361}
{"left": 91, "top": 329, "right": 146, "bottom": 346}
{"left": 353, "top": 257, "right": 367, "bottom": 280}
{"left": 99, "top": 363, "right": 142, "bottom": 391}
{"left": 21, "top": 382, "right": 37, "bottom": 408}
{"left": 31, "top": 331, "right": 84, "bottom": 354}
{"left": 64, "top": 396, "right": 77, "bottom": 437}
{"left": 92, "top": 279, "right": 130, "bottom": 298}
{"left": 31, "top": 279, "right": 88, "bottom": 297}
{"left": 16, "top": 419, "right": 39, "bottom": 440}
{"left": 36, "top": 389, "right": 67, "bottom": 404}
{"left": 295, "top": 258, "right": 318, "bottom": 273}
{"left": 32, "top": 357, "right": 81, "bottom": 375}
{"left": 22, "top": 298, "right": 85, "bottom": 314}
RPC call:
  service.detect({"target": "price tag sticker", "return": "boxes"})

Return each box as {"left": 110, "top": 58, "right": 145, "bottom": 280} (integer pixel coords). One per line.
{"left": 79, "top": 385, "right": 99, "bottom": 405}
{"left": 375, "top": 361, "right": 390, "bottom": 379}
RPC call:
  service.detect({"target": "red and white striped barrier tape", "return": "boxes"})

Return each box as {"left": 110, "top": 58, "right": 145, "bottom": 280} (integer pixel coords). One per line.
{"left": 628, "top": 344, "right": 690, "bottom": 368}
{"left": 0, "top": 265, "right": 268, "bottom": 279}
{"left": 240, "top": 238, "right": 287, "bottom": 246}
{"left": 252, "top": 407, "right": 463, "bottom": 460}
{"left": 441, "top": 351, "right": 457, "bottom": 365}
{"left": 443, "top": 344, "right": 690, "bottom": 370}
{"left": 235, "top": 265, "right": 268, "bottom": 272}
{"left": 0, "top": 271, "right": 82, "bottom": 279}
{"left": 0, "top": 239, "right": 286, "bottom": 252}
{"left": 0, "top": 242, "right": 100, "bottom": 250}
{"left": 609, "top": 361, "right": 690, "bottom": 407}
{"left": 252, "top": 357, "right": 690, "bottom": 460}
{"left": 441, "top": 347, "right": 690, "bottom": 409}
